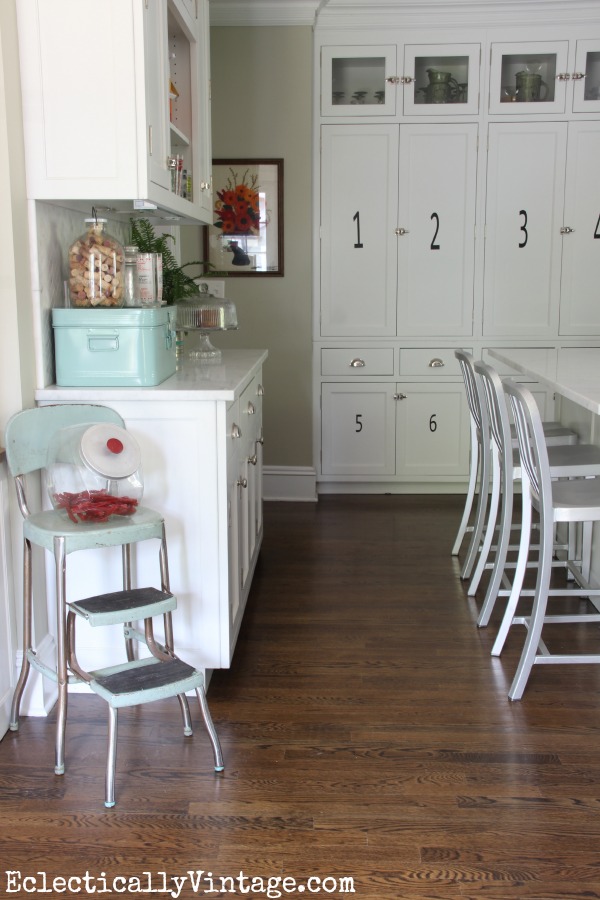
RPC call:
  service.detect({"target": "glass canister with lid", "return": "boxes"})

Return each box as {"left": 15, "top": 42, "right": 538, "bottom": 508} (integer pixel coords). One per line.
{"left": 46, "top": 423, "right": 144, "bottom": 523}
{"left": 68, "top": 217, "right": 125, "bottom": 307}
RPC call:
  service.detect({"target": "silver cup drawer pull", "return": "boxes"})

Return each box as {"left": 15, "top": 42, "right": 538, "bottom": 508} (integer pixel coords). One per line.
{"left": 429, "top": 358, "right": 445, "bottom": 368}
{"left": 350, "top": 358, "right": 366, "bottom": 368}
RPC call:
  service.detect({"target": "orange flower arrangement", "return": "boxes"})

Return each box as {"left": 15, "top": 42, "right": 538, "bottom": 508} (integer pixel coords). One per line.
{"left": 214, "top": 169, "right": 262, "bottom": 236}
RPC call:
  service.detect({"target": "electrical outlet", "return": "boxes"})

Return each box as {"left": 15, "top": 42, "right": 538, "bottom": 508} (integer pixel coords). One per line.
{"left": 196, "top": 279, "right": 225, "bottom": 299}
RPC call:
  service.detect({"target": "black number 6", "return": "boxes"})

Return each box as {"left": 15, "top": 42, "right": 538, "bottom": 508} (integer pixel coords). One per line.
{"left": 429, "top": 414, "right": 437, "bottom": 433}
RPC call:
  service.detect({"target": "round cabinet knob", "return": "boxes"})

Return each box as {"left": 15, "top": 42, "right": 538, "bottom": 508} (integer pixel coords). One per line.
{"left": 257, "top": 384, "right": 264, "bottom": 396}
{"left": 572, "top": 72, "right": 586, "bottom": 80}
{"left": 257, "top": 434, "right": 264, "bottom": 446}
{"left": 248, "top": 453, "right": 258, "bottom": 466}
{"left": 231, "top": 424, "right": 242, "bottom": 439}
{"left": 556, "top": 72, "right": 571, "bottom": 81}
{"left": 247, "top": 401, "right": 256, "bottom": 415}
{"left": 393, "top": 393, "right": 407, "bottom": 401}
{"left": 394, "top": 227, "right": 410, "bottom": 236}
{"left": 350, "top": 358, "right": 366, "bottom": 368}
{"left": 237, "top": 477, "right": 248, "bottom": 489}
{"left": 400, "top": 76, "right": 415, "bottom": 84}
{"left": 386, "top": 75, "right": 401, "bottom": 84}
{"left": 428, "top": 358, "right": 445, "bottom": 368}
{"left": 560, "top": 226, "right": 575, "bottom": 234}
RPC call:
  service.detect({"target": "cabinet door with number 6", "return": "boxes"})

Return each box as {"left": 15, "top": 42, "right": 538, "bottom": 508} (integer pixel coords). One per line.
{"left": 395, "top": 382, "right": 470, "bottom": 478}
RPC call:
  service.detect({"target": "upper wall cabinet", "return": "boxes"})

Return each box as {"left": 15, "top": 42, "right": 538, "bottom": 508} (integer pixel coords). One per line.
{"left": 321, "top": 42, "right": 481, "bottom": 117}
{"left": 16, "top": 0, "right": 213, "bottom": 225}
{"left": 488, "top": 39, "right": 600, "bottom": 115}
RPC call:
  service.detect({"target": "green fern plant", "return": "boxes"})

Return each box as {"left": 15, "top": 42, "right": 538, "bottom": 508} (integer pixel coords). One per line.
{"left": 129, "top": 218, "right": 220, "bottom": 304}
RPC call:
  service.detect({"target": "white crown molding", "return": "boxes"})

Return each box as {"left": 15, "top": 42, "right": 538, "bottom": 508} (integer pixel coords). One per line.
{"left": 209, "top": 0, "right": 320, "bottom": 27}
{"left": 209, "top": 0, "right": 600, "bottom": 28}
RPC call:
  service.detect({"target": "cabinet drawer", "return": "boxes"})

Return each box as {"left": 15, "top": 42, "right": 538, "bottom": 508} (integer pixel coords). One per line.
{"left": 399, "top": 348, "right": 470, "bottom": 377}
{"left": 321, "top": 348, "right": 394, "bottom": 376}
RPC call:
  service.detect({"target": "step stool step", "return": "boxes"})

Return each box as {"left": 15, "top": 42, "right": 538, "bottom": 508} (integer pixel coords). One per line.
{"left": 68, "top": 587, "right": 176, "bottom": 626}
{"left": 89, "top": 657, "right": 203, "bottom": 708}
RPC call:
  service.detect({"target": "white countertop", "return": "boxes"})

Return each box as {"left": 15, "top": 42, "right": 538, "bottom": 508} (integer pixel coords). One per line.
{"left": 489, "top": 347, "right": 600, "bottom": 416}
{"left": 36, "top": 349, "right": 268, "bottom": 403}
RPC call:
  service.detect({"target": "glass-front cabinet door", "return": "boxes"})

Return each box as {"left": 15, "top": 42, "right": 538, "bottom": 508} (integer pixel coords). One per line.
{"left": 572, "top": 40, "right": 600, "bottom": 113}
{"left": 402, "top": 44, "right": 481, "bottom": 116}
{"left": 321, "top": 46, "right": 398, "bottom": 116}
{"left": 489, "top": 41, "right": 570, "bottom": 114}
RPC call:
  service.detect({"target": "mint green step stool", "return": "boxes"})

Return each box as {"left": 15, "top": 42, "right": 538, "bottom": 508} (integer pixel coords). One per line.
{"left": 5, "top": 404, "right": 223, "bottom": 805}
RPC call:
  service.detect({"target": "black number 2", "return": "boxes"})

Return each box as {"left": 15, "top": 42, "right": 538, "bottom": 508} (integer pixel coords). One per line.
{"left": 430, "top": 212, "right": 440, "bottom": 250}
{"left": 519, "top": 209, "right": 528, "bottom": 248}
{"left": 353, "top": 211, "right": 364, "bottom": 249}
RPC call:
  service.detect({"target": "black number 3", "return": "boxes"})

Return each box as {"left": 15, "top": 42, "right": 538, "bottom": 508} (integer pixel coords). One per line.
{"left": 519, "top": 209, "right": 528, "bottom": 248}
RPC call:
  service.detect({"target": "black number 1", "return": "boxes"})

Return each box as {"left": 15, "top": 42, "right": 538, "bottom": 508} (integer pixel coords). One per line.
{"left": 353, "top": 211, "right": 364, "bottom": 249}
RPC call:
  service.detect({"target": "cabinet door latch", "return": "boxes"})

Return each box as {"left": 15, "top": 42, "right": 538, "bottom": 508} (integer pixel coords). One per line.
{"left": 393, "top": 393, "right": 407, "bottom": 401}
{"left": 560, "top": 226, "right": 575, "bottom": 234}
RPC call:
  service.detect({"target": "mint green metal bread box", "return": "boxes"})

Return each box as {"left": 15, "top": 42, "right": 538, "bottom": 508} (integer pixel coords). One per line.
{"left": 52, "top": 308, "right": 177, "bottom": 386}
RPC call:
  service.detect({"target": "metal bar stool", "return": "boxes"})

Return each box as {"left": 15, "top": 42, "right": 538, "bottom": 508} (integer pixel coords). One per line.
{"left": 472, "top": 362, "right": 600, "bottom": 639}
{"left": 501, "top": 379, "right": 600, "bottom": 700}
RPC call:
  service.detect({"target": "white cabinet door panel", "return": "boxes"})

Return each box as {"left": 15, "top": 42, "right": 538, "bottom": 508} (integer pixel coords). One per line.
{"left": 396, "top": 382, "right": 469, "bottom": 477}
{"left": 559, "top": 122, "right": 600, "bottom": 335}
{"left": 483, "top": 122, "right": 567, "bottom": 337}
{"left": 322, "top": 384, "right": 396, "bottom": 475}
{"left": 397, "top": 124, "right": 477, "bottom": 336}
{"left": 321, "top": 126, "right": 398, "bottom": 337}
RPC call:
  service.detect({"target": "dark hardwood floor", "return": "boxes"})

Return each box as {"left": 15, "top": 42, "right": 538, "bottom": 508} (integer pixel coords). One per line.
{"left": 2, "top": 494, "right": 600, "bottom": 899}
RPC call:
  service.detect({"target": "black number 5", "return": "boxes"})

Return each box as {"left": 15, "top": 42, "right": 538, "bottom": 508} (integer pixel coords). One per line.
{"left": 355, "top": 414, "right": 363, "bottom": 433}
{"left": 519, "top": 209, "right": 528, "bottom": 248}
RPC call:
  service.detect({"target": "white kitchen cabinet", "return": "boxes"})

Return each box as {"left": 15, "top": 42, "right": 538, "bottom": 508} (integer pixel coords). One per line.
{"left": 320, "top": 123, "right": 477, "bottom": 338}
{"left": 320, "top": 125, "right": 399, "bottom": 337}
{"left": 35, "top": 350, "right": 267, "bottom": 678}
{"left": 558, "top": 122, "right": 600, "bottom": 334}
{"left": 16, "top": 0, "right": 213, "bottom": 224}
{"left": 320, "top": 41, "right": 481, "bottom": 117}
{"left": 397, "top": 124, "right": 477, "bottom": 336}
{"left": 483, "top": 122, "right": 567, "bottom": 337}
{"left": 489, "top": 38, "right": 600, "bottom": 114}
{"left": 321, "top": 379, "right": 469, "bottom": 479}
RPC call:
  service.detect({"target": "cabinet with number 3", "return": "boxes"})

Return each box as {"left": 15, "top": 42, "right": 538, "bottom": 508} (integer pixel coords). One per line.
{"left": 483, "top": 120, "right": 600, "bottom": 337}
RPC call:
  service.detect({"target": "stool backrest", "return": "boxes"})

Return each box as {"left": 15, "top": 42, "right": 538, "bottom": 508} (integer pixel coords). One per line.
{"left": 473, "top": 360, "right": 512, "bottom": 472}
{"left": 455, "top": 349, "right": 488, "bottom": 444}
{"left": 503, "top": 380, "right": 550, "bottom": 512}
{"left": 5, "top": 404, "right": 125, "bottom": 478}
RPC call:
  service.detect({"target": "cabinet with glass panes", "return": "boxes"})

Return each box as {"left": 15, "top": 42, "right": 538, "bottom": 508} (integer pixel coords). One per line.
{"left": 489, "top": 39, "right": 600, "bottom": 114}
{"left": 321, "top": 43, "right": 481, "bottom": 117}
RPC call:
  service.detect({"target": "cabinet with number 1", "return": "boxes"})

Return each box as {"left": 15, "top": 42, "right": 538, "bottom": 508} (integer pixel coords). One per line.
{"left": 320, "top": 123, "right": 478, "bottom": 338}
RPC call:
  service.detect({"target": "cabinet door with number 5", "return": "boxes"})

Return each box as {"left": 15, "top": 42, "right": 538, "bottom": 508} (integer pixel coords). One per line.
{"left": 321, "top": 383, "right": 396, "bottom": 475}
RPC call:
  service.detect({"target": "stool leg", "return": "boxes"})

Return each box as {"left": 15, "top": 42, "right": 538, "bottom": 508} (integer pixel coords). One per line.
{"left": 53, "top": 536, "right": 68, "bottom": 775}
{"left": 195, "top": 685, "right": 224, "bottom": 772}
{"left": 508, "top": 511, "right": 554, "bottom": 701}
{"left": 105, "top": 706, "right": 118, "bottom": 808}
{"left": 491, "top": 479, "right": 532, "bottom": 656}
{"left": 469, "top": 449, "right": 501, "bottom": 596}
{"left": 10, "top": 538, "right": 33, "bottom": 731}
{"left": 462, "top": 437, "right": 491, "bottom": 580}
{"left": 478, "top": 473, "right": 514, "bottom": 627}
{"left": 452, "top": 424, "right": 478, "bottom": 555}
{"left": 122, "top": 544, "right": 135, "bottom": 663}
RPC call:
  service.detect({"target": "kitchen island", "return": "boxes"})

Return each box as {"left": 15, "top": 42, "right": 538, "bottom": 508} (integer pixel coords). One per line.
{"left": 35, "top": 350, "right": 267, "bottom": 685}
{"left": 489, "top": 346, "right": 600, "bottom": 585}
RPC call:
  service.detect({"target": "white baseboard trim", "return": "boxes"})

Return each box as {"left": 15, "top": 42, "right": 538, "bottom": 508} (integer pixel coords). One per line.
{"left": 263, "top": 466, "right": 317, "bottom": 502}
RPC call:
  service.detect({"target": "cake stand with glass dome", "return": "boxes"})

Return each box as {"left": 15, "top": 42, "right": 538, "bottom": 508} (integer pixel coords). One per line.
{"left": 175, "top": 284, "right": 238, "bottom": 364}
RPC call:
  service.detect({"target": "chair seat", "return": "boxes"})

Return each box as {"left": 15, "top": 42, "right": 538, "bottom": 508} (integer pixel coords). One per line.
{"left": 510, "top": 420, "right": 577, "bottom": 447}
{"left": 510, "top": 443, "right": 600, "bottom": 477}
{"left": 69, "top": 587, "right": 175, "bottom": 627}
{"left": 23, "top": 505, "right": 164, "bottom": 553}
{"left": 551, "top": 478, "right": 600, "bottom": 520}
{"left": 89, "top": 656, "right": 204, "bottom": 708}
